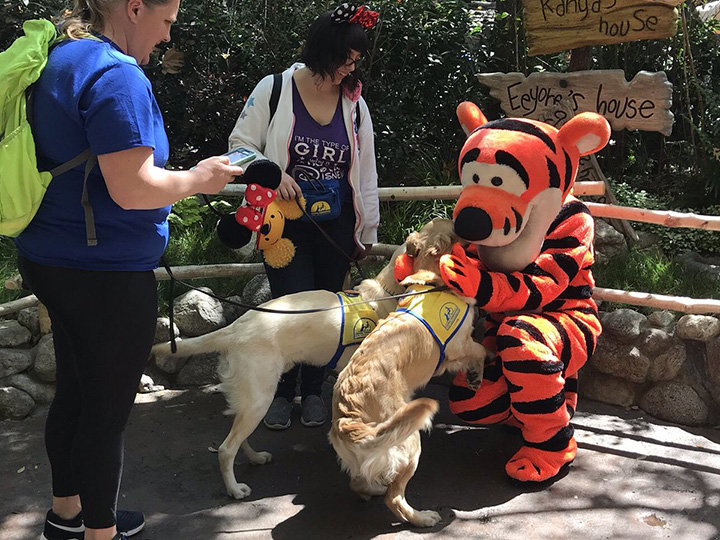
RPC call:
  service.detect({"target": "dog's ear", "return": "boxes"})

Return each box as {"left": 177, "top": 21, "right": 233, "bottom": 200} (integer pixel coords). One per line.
{"left": 427, "top": 230, "right": 458, "bottom": 258}
{"left": 405, "top": 231, "right": 421, "bottom": 258}
{"left": 400, "top": 270, "right": 444, "bottom": 288}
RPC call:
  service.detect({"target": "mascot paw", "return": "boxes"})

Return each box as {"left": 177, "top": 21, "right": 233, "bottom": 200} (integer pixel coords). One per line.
{"left": 439, "top": 243, "right": 481, "bottom": 298}
{"left": 505, "top": 437, "right": 577, "bottom": 482}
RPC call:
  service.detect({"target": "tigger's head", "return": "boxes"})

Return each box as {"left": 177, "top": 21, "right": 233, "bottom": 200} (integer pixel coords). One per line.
{"left": 454, "top": 102, "right": 610, "bottom": 251}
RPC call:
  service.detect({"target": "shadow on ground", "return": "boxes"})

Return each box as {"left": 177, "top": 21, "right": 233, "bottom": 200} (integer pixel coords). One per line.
{"left": 2, "top": 381, "right": 720, "bottom": 540}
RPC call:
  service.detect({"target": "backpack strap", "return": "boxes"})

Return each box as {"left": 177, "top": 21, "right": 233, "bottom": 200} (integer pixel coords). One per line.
{"left": 80, "top": 155, "right": 99, "bottom": 247}
{"left": 269, "top": 73, "right": 282, "bottom": 122}
{"left": 49, "top": 149, "right": 98, "bottom": 247}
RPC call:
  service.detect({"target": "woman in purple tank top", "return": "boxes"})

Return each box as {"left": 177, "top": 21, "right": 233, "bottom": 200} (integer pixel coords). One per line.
{"left": 228, "top": 4, "right": 380, "bottom": 430}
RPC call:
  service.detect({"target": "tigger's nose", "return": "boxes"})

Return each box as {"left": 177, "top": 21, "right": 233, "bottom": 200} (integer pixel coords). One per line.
{"left": 454, "top": 207, "right": 492, "bottom": 242}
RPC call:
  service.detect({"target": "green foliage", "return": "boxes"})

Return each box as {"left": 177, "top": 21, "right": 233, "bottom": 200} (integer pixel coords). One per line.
{"left": 593, "top": 249, "right": 720, "bottom": 313}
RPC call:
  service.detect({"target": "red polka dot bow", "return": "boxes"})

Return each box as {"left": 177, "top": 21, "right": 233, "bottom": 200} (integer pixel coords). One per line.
{"left": 332, "top": 3, "right": 379, "bottom": 29}
{"left": 234, "top": 183, "right": 277, "bottom": 232}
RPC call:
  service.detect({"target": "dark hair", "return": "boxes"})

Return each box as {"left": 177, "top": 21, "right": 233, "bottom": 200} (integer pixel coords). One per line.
{"left": 300, "top": 11, "right": 370, "bottom": 92}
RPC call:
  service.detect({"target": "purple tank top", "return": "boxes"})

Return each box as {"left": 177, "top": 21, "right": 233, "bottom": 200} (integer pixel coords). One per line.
{"left": 288, "top": 79, "right": 352, "bottom": 202}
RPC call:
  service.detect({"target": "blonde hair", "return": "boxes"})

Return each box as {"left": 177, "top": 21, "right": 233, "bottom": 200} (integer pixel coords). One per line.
{"left": 57, "top": 0, "right": 170, "bottom": 40}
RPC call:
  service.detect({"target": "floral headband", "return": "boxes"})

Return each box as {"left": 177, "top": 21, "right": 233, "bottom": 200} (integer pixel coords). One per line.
{"left": 331, "top": 3, "right": 379, "bottom": 29}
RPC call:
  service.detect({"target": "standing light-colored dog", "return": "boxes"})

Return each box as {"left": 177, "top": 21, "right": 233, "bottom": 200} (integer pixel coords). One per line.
{"left": 329, "top": 231, "right": 489, "bottom": 528}
{"left": 152, "top": 219, "right": 459, "bottom": 500}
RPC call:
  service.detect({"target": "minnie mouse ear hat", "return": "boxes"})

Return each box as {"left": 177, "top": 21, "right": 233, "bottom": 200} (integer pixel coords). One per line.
{"left": 331, "top": 3, "right": 379, "bottom": 29}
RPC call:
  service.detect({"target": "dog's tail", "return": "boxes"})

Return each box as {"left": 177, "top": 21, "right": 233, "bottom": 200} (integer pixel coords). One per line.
{"left": 337, "top": 397, "right": 439, "bottom": 450}
{"left": 150, "top": 324, "right": 235, "bottom": 358}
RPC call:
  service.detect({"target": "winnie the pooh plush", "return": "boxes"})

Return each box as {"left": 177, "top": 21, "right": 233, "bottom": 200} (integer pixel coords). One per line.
{"left": 216, "top": 160, "right": 304, "bottom": 269}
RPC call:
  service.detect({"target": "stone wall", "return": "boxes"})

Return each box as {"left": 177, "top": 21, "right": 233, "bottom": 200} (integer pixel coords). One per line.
{"left": 583, "top": 309, "right": 720, "bottom": 426}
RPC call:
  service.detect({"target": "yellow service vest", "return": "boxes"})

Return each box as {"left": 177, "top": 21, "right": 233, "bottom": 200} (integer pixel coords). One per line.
{"left": 327, "top": 291, "right": 380, "bottom": 369}
{"left": 396, "top": 285, "right": 470, "bottom": 371}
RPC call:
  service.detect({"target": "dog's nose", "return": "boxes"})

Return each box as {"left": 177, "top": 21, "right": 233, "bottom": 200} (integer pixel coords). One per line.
{"left": 454, "top": 207, "right": 493, "bottom": 242}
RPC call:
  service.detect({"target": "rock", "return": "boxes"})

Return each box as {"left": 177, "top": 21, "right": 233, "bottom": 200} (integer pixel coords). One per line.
{"left": 594, "top": 219, "right": 628, "bottom": 259}
{"left": 223, "top": 295, "right": 248, "bottom": 324}
{"left": 154, "top": 317, "right": 179, "bottom": 345}
{"left": 33, "top": 334, "right": 56, "bottom": 382}
{"left": 580, "top": 369, "right": 639, "bottom": 407}
{"left": 176, "top": 353, "right": 220, "bottom": 386}
{"left": 0, "top": 320, "right": 32, "bottom": 348}
{"left": 242, "top": 274, "right": 272, "bottom": 307}
{"left": 153, "top": 349, "right": 190, "bottom": 374}
{"left": 5, "top": 373, "right": 55, "bottom": 404}
{"left": 634, "top": 230, "right": 664, "bottom": 252}
{"left": 0, "top": 349, "right": 34, "bottom": 379}
{"left": 675, "top": 251, "right": 720, "bottom": 282}
{"left": 17, "top": 307, "right": 40, "bottom": 337}
{"left": 172, "top": 287, "right": 226, "bottom": 337}
{"left": 138, "top": 373, "right": 164, "bottom": 393}
{"left": 637, "top": 328, "right": 673, "bottom": 357}
{"left": 590, "top": 336, "right": 650, "bottom": 383}
{"left": 647, "top": 343, "right": 686, "bottom": 382}
{"left": 601, "top": 309, "right": 647, "bottom": 343}
{"left": 0, "top": 386, "right": 35, "bottom": 419}
{"left": 639, "top": 382, "right": 709, "bottom": 426}
{"left": 647, "top": 310, "right": 676, "bottom": 329}
{"left": 706, "top": 337, "right": 720, "bottom": 386}
{"left": 675, "top": 315, "right": 720, "bottom": 342}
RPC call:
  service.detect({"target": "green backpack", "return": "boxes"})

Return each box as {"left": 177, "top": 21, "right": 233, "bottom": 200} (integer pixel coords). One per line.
{"left": 0, "top": 19, "right": 97, "bottom": 245}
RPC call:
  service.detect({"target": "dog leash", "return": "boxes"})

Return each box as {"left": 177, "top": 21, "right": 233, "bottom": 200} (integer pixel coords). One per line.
{"left": 163, "top": 263, "right": 447, "bottom": 315}
{"left": 293, "top": 196, "right": 368, "bottom": 280}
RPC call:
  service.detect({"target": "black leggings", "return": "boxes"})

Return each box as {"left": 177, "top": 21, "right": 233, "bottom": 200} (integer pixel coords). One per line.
{"left": 264, "top": 203, "right": 357, "bottom": 399}
{"left": 19, "top": 257, "right": 157, "bottom": 529}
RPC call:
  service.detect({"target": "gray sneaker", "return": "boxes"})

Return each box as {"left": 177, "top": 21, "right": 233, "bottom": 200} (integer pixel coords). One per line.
{"left": 263, "top": 397, "right": 292, "bottom": 430}
{"left": 301, "top": 395, "right": 327, "bottom": 427}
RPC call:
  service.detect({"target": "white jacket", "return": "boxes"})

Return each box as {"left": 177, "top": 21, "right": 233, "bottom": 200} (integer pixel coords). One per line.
{"left": 228, "top": 63, "right": 379, "bottom": 246}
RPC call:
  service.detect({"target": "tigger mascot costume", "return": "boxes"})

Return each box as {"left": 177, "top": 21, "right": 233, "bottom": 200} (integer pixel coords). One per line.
{"left": 439, "top": 102, "right": 611, "bottom": 482}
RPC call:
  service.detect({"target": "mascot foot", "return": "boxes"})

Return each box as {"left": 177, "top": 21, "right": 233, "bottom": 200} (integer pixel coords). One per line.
{"left": 505, "top": 437, "right": 577, "bottom": 482}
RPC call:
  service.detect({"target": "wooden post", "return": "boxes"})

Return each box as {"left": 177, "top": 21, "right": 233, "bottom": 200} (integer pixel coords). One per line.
{"left": 568, "top": 47, "right": 639, "bottom": 247}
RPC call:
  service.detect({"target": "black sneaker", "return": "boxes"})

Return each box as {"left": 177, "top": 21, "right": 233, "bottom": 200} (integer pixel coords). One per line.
{"left": 263, "top": 397, "right": 293, "bottom": 430}
{"left": 41, "top": 509, "right": 84, "bottom": 540}
{"left": 116, "top": 509, "right": 145, "bottom": 537}
{"left": 41, "top": 508, "right": 144, "bottom": 539}
{"left": 300, "top": 395, "right": 327, "bottom": 427}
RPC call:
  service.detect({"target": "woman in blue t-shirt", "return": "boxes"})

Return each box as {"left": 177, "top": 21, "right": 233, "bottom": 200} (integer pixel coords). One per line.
{"left": 17, "top": 2, "right": 243, "bottom": 540}
{"left": 228, "top": 4, "right": 380, "bottom": 431}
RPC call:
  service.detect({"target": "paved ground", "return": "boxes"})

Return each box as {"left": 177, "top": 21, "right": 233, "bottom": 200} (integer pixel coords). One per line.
{"left": 2, "top": 381, "right": 720, "bottom": 540}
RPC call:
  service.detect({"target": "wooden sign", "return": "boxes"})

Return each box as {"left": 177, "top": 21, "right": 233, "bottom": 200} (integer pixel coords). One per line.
{"left": 523, "top": 0, "right": 683, "bottom": 56}
{"left": 477, "top": 70, "right": 674, "bottom": 135}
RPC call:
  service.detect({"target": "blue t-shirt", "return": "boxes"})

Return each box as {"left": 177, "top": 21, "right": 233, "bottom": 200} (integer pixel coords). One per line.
{"left": 15, "top": 35, "right": 171, "bottom": 271}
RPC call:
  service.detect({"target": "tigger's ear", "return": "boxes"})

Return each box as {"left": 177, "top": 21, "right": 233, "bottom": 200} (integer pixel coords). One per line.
{"left": 557, "top": 112, "right": 611, "bottom": 156}
{"left": 457, "top": 102, "right": 488, "bottom": 137}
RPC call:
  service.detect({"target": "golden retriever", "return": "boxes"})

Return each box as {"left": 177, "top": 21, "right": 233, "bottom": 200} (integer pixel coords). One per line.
{"left": 152, "top": 218, "right": 459, "bottom": 500}
{"left": 329, "top": 231, "right": 488, "bottom": 528}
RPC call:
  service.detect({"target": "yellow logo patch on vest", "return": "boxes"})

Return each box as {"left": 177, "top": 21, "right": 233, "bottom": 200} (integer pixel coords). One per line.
{"left": 310, "top": 200, "right": 332, "bottom": 216}
{"left": 337, "top": 291, "right": 379, "bottom": 346}
{"left": 397, "top": 285, "right": 469, "bottom": 346}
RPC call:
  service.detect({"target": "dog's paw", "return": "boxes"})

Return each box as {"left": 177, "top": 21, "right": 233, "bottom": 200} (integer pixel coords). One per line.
{"left": 411, "top": 509, "right": 442, "bottom": 528}
{"left": 227, "top": 482, "right": 252, "bottom": 499}
{"left": 249, "top": 451, "right": 272, "bottom": 465}
{"left": 465, "top": 368, "right": 484, "bottom": 391}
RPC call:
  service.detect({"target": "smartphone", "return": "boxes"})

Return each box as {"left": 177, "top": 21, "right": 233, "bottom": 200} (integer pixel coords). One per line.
{"left": 223, "top": 147, "right": 257, "bottom": 166}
